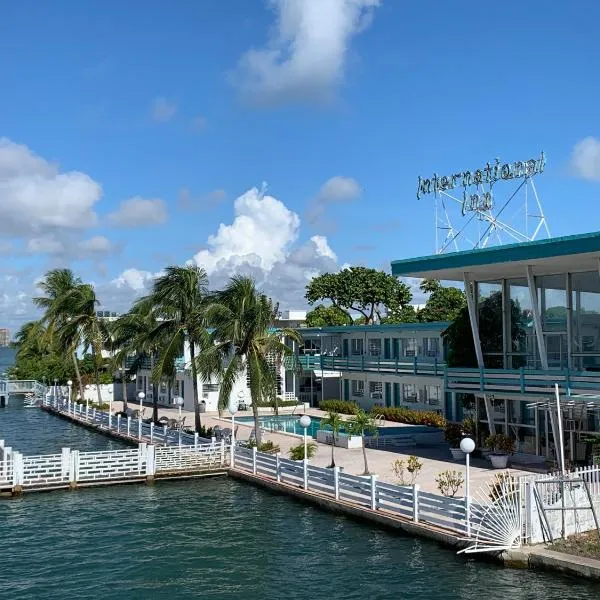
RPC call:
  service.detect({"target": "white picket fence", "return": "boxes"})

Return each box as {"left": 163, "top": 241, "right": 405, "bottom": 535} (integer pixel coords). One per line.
{"left": 0, "top": 441, "right": 227, "bottom": 492}
{"left": 233, "top": 446, "right": 469, "bottom": 535}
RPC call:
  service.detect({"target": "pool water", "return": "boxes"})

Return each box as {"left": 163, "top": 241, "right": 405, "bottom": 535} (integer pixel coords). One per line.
{"left": 236, "top": 415, "right": 434, "bottom": 439}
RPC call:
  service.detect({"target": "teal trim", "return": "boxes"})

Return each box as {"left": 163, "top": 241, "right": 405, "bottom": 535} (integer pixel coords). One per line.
{"left": 300, "top": 322, "right": 450, "bottom": 335}
{"left": 391, "top": 230, "right": 600, "bottom": 277}
{"left": 385, "top": 382, "right": 392, "bottom": 407}
{"left": 343, "top": 379, "right": 350, "bottom": 401}
{"left": 393, "top": 382, "right": 401, "bottom": 407}
{"left": 342, "top": 339, "right": 348, "bottom": 357}
{"left": 383, "top": 338, "right": 391, "bottom": 360}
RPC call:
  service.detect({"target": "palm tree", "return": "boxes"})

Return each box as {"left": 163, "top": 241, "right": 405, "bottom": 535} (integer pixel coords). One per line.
{"left": 197, "top": 275, "right": 301, "bottom": 446}
{"left": 147, "top": 265, "right": 210, "bottom": 432}
{"left": 51, "top": 282, "right": 108, "bottom": 407}
{"left": 320, "top": 411, "right": 344, "bottom": 468}
{"left": 34, "top": 269, "right": 86, "bottom": 400}
{"left": 110, "top": 297, "right": 166, "bottom": 422}
{"left": 346, "top": 409, "right": 378, "bottom": 475}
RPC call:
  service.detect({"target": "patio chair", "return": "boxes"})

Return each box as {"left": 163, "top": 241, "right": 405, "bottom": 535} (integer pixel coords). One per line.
{"left": 167, "top": 418, "right": 179, "bottom": 429}
{"left": 178, "top": 416, "right": 186, "bottom": 430}
{"left": 213, "top": 425, "right": 222, "bottom": 441}
{"left": 221, "top": 428, "right": 232, "bottom": 443}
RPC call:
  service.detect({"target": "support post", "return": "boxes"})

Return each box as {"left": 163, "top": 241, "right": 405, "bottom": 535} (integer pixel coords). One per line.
{"left": 230, "top": 435, "right": 235, "bottom": 468}
{"left": 276, "top": 452, "right": 281, "bottom": 482}
{"left": 150, "top": 421, "right": 154, "bottom": 443}
{"left": 12, "top": 451, "right": 23, "bottom": 494}
{"left": 334, "top": 466, "right": 340, "bottom": 500}
{"left": 163, "top": 424, "right": 168, "bottom": 444}
{"left": 61, "top": 447, "right": 70, "bottom": 479}
{"left": 527, "top": 265, "right": 548, "bottom": 370}
{"left": 69, "top": 450, "right": 79, "bottom": 489}
{"left": 303, "top": 458, "right": 308, "bottom": 491}
{"left": 138, "top": 442, "right": 147, "bottom": 472}
{"left": 127, "top": 416, "right": 131, "bottom": 437}
{"left": 145, "top": 444, "right": 156, "bottom": 483}
{"left": 252, "top": 446, "right": 257, "bottom": 474}
{"left": 413, "top": 484, "right": 420, "bottom": 523}
{"left": 2, "top": 446, "right": 11, "bottom": 481}
{"left": 138, "top": 416, "right": 142, "bottom": 441}
{"left": 194, "top": 432, "right": 199, "bottom": 449}
{"left": 370, "top": 474, "right": 377, "bottom": 510}
{"left": 117, "top": 414, "right": 121, "bottom": 432}
{"left": 220, "top": 439, "right": 225, "bottom": 466}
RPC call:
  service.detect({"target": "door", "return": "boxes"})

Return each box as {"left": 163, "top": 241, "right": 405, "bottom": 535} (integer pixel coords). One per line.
{"left": 383, "top": 338, "right": 391, "bottom": 360}
{"left": 342, "top": 339, "right": 349, "bottom": 358}
{"left": 392, "top": 338, "right": 400, "bottom": 359}
{"left": 385, "top": 382, "right": 392, "bottom": 407}
{"left": 393, "top": 383, "right": 401, "bottom": 407}
{"left": 343, "top": 379, "right": 350, "bottom": 401}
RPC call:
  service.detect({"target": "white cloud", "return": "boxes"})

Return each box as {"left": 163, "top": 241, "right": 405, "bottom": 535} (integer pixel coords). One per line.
{"left": 191, "top": 185, "right": 339, "bottom": 306}
{"left": 570, "top": 136, "right": 600, "bottom": 181}
{"left": 111, "top": 268, "right": 157, "bottom": 292}
{"left": 108, "top": 196, "right": 168, "bottom": 228}
{"left": 307, "top": 175, "right": 361, "bottom": 226}
{"left": 79, "top": 236, "right": 114, "bottom": 254}
{"left": 232, "top": 0, "right": 381, "bottom": 105}
{"left": 151, "top": 97, "right": 178, "bottom": 122}
{"left": 0, "top": 137, "right": 101, "bottom": 236}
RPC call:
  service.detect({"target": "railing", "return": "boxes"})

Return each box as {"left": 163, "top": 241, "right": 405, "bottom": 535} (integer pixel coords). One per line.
{"left": 293, "top": 354, "right": 444, "bottom": 377}
{"left": 7, "top": 380, "right": 47, "bottom": 397}
{"left": 445, "top": 366, "right": 600, "bottom": 398}
{"left": 233, "top": 446, "right": 469, "bottom": 535}
{"left": 0, "top": 440, "right": 227, "bottom": 493}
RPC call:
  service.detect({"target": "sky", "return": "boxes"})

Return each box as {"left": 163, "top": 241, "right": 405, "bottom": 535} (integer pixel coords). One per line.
{"left": 1, "top": 0, "right": 600, "bottom": 332}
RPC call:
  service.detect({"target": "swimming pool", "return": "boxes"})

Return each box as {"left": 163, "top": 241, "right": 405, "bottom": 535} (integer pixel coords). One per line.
{"left": 236, "top": 415, "right": 436, "bottom": 439}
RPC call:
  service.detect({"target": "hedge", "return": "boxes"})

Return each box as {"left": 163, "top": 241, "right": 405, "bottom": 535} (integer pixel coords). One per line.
{"left": 370, "top": 406, "right": 446, "bottom": 429}
{"left": 318, "top": 399, "right": 360, "bottom": 415}
{"left": 255, "top": 399, "right": 300, "bottom": 408}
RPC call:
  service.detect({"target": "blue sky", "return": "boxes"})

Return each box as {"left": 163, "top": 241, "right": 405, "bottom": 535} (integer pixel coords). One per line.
{"left": 1, "top": 0, "right": 600, "bottom": 329}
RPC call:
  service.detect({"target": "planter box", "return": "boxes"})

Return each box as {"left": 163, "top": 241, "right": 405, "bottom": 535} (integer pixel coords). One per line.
{"left": 449, "top": 447, "right": 465, "bottom": 461}
{"left": 316, "top": 430, "right": 363, "bottom": 449}
{"left": 490, "top": 453, "right": 509, "bottom": 469}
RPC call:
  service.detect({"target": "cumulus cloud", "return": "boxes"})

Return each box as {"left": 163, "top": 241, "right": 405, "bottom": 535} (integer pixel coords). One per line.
{"left": 232, "top": 0, "right": 381, "bottom": 105}
{"left": 0, "top": 137, "right": 101, "bottom": 236}
{"left": 108, "top": 196, "right": 168, "bottom": 228}
{"left": 189, "top": 185, "right": 339, "bottom": 306}
{"left": 306, "top": 175, "right": 362, "bottom": 228}
{"left": 570, "top": 136, "right": 600, "bottom": 181}
{"left": 151, "top": 97, "right": 178, "bottom": 122}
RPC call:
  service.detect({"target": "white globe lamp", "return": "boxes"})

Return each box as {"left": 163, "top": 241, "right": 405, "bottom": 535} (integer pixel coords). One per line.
{"left": 460, "top": 437, "right": 475, "bottom": 537}
{"left": 299, "top": 414, "right": 312, "bottom": 461}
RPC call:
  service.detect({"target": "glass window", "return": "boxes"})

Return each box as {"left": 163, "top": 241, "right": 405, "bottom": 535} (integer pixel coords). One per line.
{"left": 368, "top": 338, "right": 381, "bottom": 356}
{"left": 351, "top": 339, "right": 363, "bottom": 355}
{"left": 426, "top": 385, "right": 441, "bottom": 406}
{"left": 424, "top": 338, "right": 439, "bottom": 357}
{"left": 203, "top": 383, "right": 219, "bottom": 393}
{"left": 572, "top": 271, "right": 600, "bottom": 370}
{"left": 402, "top": 383, "right": 417, "bottom": 402}
{"left": 402, "top": 338, "right": 417, "bottom": 357}
{"left": 369, "top": 381, "right": 383, "bottom": 399}
{"left": 351, "top": 380, "right": 364, "bottom": 397}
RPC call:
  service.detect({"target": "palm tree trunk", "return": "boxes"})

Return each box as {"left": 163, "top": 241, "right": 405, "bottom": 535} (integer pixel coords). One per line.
{"left": 152, "top": 382, "right": 159, "bottom": 423}
{"left": 362, "top": 437, "right": 370, "bottom": 475}
{"left": 72, "top": 352, "right": 85, "bottom": 401}
{"left": 92, "top": 350, "right": 103, "bottom": 407}
{"left": 251, "top": 395, "right": 262, "bottom": 447}
{"left": 189, "top": 341, "right": 202, "bottom": 432}
{"left": 329, "top": 431, "right": 335, "bottom": 468}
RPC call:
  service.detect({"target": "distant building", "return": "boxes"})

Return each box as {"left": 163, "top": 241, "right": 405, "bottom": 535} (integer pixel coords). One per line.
{"left": 0, "top": 329, "right": 9, "bottom": 347}
{"left": 96, "top": 311, "right": 119, "bottom": 322}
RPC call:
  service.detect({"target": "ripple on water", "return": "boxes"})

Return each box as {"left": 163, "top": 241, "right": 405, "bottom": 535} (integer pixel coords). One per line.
{"left": 2, "top": 478, "right": 600, "bottom": 600}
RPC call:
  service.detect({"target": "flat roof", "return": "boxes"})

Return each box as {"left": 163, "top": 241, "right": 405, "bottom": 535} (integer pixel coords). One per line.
{"left": 298, "top": 322, "right": 450, "bottom": 336}
{"left": 391, "top": 231, "right": 600, "bottom": 281}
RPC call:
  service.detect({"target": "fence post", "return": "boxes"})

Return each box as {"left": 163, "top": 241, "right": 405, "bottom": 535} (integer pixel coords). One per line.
{"left": 117, "top": 414, "right": 121, "bottom": 432}
{"left": 194, "top": 432, "right": 199, "bottom": 449}
{"left": 93, "top": 407, "right": 97, "bottom": 421}
{"left": 413, "top": 484, "right": 420, "bottom": 523}
{"left": 138, "top": 417, "right": 142, "bottom": 440}
{"left": 61, "top": 448, "right": 71, "bottom": 479}
{"left": 230, "top": 437, "right": 235, "bottom": 469}
{"left": 276, "top": 452, "right": 281, "bottom": 482}
{"left": 334, "top": 466, "right": 340, "bottom": 500}
{"left": 163, "top": 424, "right": 168, "bottom": 444}
{"left": 220, "top": 439, "right": 226, "bottom": 466}
{"left": 211, "top": 436, "right": 216, "bottom": 448}
{"left": 370, "top": 474, "right": 378, "bottom": 510}
{"left": 138, "top": 442, "right": 147, "bottom": 472}
{"left": 12, "top": 451, "right": 23, "bottom": 494}
{"left": 3, "top": 446, "right": 12, "bottom": 481}
{"left": 252, "top": 447, "right": 257, "bottom": 474}
{"left": 127, "top": 416, "right": 131, "bottom": 437}
{"left": 303, "top": 459, "right": 308, "bottom": 491}
{"left": 145, "top": 444, "right": 156, "bottom": 483}
{"left": 150, "top": 421, "right": 154, "bottom": 443}
{"left": 69, "top": 450, "right": 79, "bottom": 489}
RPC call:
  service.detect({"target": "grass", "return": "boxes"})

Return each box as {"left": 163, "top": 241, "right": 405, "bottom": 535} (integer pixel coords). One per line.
{"left": 550, "top": 531, "right": 600, "bottom": 560}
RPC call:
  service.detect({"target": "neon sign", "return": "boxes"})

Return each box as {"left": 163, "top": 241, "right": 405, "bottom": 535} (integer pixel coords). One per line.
{"left": 416, "top": 152, "right": 546, "bottom": 204}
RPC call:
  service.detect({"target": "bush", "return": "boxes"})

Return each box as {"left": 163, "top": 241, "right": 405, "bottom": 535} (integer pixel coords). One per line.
{"left": 247, "top": 439, "right": 281, "bottom": 454}
{"left": 289, "top": 442, "right": 317, "bottom": 460}
{"left": 198, "top": 425, "right": 214, "bottom": 439}
{"left": 435, "top": 470, "right": 464, "bottom": 497}
{"left": 255, "top": 398, "right": 299, "bottom": 408}
{"left": 489, "top": 471, "right": 518, "bottom": 502}
{"left": 371, "top": 406, "right": 446, "bottom": 428}
{"left": 319, "top": 399, "right": 359, "bottom": 415}
{"left": 392, "top": 455, "right": 423, "bottom": 485}
{"left": 486, "top": 434, "right": 516, "bottom": 454}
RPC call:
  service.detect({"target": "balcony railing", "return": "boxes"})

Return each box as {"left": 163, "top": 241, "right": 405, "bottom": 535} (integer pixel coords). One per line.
{"left": 290, "top": 354, "right": 444, "bottom": 376}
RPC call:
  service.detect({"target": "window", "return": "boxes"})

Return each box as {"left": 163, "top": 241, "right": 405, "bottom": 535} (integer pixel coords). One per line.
{"left": 425, "top": 385, "right": 441, "bottom": 406}
{"left": 369, "top": 381, "right": 383, "bottom": 399}
{"left": 403, "top": 338, "right": 417, "bottom": 357}
{"left": 351, "top": 380, "right": 364, "bottom": 397}
{"left": 425, "top": 338, "right": 439, "bottom": 357}
{"left": 174, "top": 380, "right": 184, "bottom": 398}
{"left": 351, "top": 338, "right": 364, "bottom": 355}
{"left": 203, "top": 383, "right": 219, "bottom": 393}
{"left": 368, "top": 338, "right": 381, "bottom": 356}
{"left": 402, "top": 383, "right": 417, "bottom": 402}
{"left": 137, "top": 375, "right": 146, "bottom": 391}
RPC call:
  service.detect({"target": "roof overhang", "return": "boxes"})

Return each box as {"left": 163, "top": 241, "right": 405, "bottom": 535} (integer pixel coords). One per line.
{"left": 391, "top": 231, "right": 600, "bottom": 282}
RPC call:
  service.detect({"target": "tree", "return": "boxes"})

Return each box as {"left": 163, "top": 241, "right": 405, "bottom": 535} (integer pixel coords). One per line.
{"left": 384, "top": 304, "right": 419, "bottom": 324}
{"left": 197, "top": 275, "right": 301, "bottom": 446}
{"left": 34, "top": 268, "right": 86, "bottom": 400}
{"left": 147, "top": 265, "right": 210, "bottom": 432}
{"left": 305, "top": 267, "right": 412, "bottom": 324}
{"left": 305, "top": 304, "right": 352, "bottom": 327}
{"left": 346, "top": 409, "right": 378, "bottom": 474}
{"left": 320, "top": 411, "right": 344, "bottom": 468}
{"left": 418, "top": 279, "right": 466, "bottom": 323}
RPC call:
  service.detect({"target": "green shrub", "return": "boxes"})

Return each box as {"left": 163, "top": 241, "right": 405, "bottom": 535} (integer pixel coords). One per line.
{"left": 319, "top": 399, "right": 359, "bottom": 415}
{"left": 289, "top": 442, "right": 317, "bottom": 460}
{"left": 247, "top": 439, "right": 281, "bottom": 453}
{"left": 255, "top": 398, "right": 299, "bottom": 408}
{"left": 371, "top": 406, "right": 446, "bottom": 428}
{"left": 435, "top": 470, "right": 464, "bottom": 497}
{"left": 485, "top": 433, "right": 516, "bottom": 454}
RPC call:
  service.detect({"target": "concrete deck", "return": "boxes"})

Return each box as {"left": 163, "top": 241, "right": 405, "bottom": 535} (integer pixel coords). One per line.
{"left": 113, "top": 402, "right": 532, "bottom": 494}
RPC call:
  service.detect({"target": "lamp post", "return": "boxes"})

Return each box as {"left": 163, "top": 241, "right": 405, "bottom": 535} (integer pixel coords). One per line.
{"left": 67, "top": 380, "right": 72, "bottom": 410}
{"left": 53, "top": 378, "right": 58, "bottom": 404}
{"left": 299, "top": 414, "right": 312, "bottom": 461}
{"left": 138, "top": 391, "right": 145, "bottom": 440}
{"left": 173, "top": 396, "right": 184, "bottom": 446}
{"left": 228, "top": 397, "right": 238, "bottom": 468}
{"left": 84, "top": 384, "right": 90, "bottom": 418}
{"left": 460, "top": 437, "right": 476, "bottom": 537}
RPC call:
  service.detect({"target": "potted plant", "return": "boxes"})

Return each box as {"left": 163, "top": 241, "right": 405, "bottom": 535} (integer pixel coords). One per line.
{"left": 445, "top": 423, "right": 466, "bottom": 461}
{"left": 486, "top": 433, "right": 515, "bottom": 468}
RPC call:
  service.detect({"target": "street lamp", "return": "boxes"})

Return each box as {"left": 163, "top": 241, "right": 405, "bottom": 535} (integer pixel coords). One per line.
{"left": 299, "top": 414, "right": 312, "bottom": 461}
{"left": 228, "top": 397, "right": 239, "bottom": 468}
{"left": 460, "top": 437, "right": 476, "bottom": 537}
{"left": 67, "top": 380, "right": 72, "bottom": 408}
{"left": 173, "top": 396, "right": 184, "bottom": 446}
{"left": 138, "top": 392, "right": 145, "bottom": 440}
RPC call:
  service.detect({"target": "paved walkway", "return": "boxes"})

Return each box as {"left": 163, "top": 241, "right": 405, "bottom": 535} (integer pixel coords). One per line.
{"left": 112, "top": 401, "right": 530, "bottom": 494}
